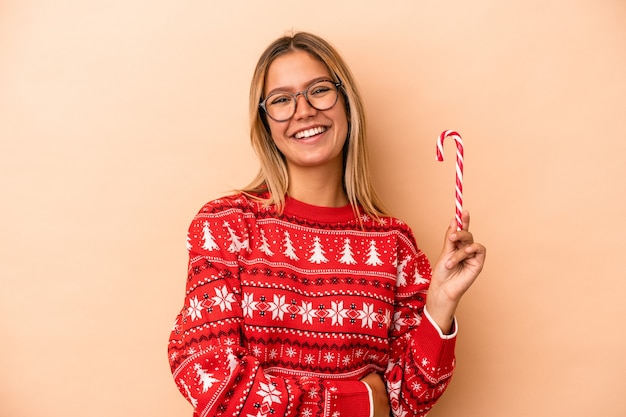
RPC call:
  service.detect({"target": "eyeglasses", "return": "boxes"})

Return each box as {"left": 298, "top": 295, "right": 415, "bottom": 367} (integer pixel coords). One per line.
{"left": 259, "top": 79, "right": 342, "bottom": 122}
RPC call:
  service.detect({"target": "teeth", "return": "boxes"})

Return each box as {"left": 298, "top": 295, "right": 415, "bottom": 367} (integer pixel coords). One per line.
{"left": 295, "top": 126, "right": 326, "bottom": 139}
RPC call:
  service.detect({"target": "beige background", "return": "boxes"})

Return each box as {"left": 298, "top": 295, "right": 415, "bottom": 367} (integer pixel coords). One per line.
{"left": 1, "top": 1, "right": 625, "bottom": 416}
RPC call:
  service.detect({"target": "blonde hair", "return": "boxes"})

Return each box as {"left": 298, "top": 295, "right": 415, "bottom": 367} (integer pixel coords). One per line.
{"left": 242, "top": 31, "right": 388, "bottom": 219}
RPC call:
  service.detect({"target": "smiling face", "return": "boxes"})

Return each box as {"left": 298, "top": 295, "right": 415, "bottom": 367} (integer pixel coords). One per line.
{"left": 263, "top": 50, "right": 349, "bottom": 175}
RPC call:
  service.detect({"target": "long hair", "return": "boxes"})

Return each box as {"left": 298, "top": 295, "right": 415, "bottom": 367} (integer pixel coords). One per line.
{"left": 242, "top": 31, "right": 388, "bottom": 219}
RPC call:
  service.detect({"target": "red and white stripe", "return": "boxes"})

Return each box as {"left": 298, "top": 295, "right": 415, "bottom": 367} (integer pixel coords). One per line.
{"left": 436, "top": 130, "right": 464, "bottom": 230}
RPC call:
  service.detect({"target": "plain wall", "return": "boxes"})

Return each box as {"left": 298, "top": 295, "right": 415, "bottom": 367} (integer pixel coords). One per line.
{"left": 1, "top": 1, "right": 625, "bottom": 416}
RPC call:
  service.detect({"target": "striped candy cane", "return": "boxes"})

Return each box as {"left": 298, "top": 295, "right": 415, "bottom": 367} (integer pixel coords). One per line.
{"left": 436, "top": 130, "right": 464, "bottom": 230}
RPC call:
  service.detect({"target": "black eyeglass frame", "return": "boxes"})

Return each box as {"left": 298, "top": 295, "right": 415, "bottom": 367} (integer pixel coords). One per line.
{"left": 259, "top": 79, "right": 343, "bottom": 122}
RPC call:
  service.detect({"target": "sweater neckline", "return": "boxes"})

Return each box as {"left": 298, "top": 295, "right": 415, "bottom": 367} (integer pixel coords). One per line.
{"left": 283, "top": 196, "right": 356, "bottom": 223}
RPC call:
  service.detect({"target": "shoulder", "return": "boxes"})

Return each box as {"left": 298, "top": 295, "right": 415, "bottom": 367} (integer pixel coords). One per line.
{"left": 196, "top": 192, "right": 272, "bottom": 216}
{"left": 188, "top": 192, "right": 276, "bottom": 238}
{"left": 361, "top": 213, "right": 414, "bottom": 236}
{"left": 364, "top": 213, "right": 423, "bottom": 254}
{"left": 186, "top": 193, "right": 272, "bottom": 255}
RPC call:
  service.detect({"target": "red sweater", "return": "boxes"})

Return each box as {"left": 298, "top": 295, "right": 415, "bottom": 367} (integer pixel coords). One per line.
{"left": 168, "top": 193, "right": 456, "bottom": 417}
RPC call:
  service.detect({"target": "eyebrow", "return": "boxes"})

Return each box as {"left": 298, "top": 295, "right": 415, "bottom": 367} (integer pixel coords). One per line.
{"left": 265, "top": 76, "right": 332, "bottom": 97}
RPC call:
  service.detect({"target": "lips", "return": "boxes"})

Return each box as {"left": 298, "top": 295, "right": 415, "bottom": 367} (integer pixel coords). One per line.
{"left": 293, "top": 126, "right": 328, "bottom": 139}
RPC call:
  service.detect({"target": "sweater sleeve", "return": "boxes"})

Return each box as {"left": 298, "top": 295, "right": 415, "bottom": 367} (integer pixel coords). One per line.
{"left": 384, "top": 229, "right": 457, "bottom": 417}
{"left": 168, "top": 205, "right": 372, "bottom": 417}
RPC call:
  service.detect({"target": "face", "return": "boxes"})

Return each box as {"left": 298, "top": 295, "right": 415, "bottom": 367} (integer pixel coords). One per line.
{"left": 263, "top": 50, "right": 349, "bottom": 173}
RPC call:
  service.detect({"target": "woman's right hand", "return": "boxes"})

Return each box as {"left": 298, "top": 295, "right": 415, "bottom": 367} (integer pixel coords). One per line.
{"left": 360, "top": 372, "right": 390, "bottom": 417}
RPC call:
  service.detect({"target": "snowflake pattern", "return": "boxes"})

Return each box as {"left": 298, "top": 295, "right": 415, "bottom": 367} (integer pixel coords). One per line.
{"left": 300, "top": 301, "right": 316, "bottom": 324}
{"left": 242, "top": 293, "right": 258, "bottom": 318}
{"left": 257, "top": 381, "right": 282, "bottom": 406}
{"left": 212, "top": 285, "right": 236, "bottom": 312}
{"left": 187, "top": 296, "right": 204, "bottom": 321}
{"left": 328, "top": 300, "right": 349, "bottom": 326}
{"left": 240, "top": 293, "right": 391, "bottom": 331}
{"left": 269, "top": 294, "right": 288, "bottom": 320}
{"left": 411, "top": 382, "right": 423, "bottom": 392}
{"left": 359, "top": 303, "right": 376, "bottom": 328}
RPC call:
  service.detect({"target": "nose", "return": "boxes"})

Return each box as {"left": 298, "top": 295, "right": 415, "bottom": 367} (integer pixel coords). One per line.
{"left": 293, "top": 93, "right": 316, "bottom": 119}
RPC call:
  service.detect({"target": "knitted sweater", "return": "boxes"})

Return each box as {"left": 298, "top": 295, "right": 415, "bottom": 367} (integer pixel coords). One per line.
{"left": 168, "top": 193, "right": 457, "bottom": 417}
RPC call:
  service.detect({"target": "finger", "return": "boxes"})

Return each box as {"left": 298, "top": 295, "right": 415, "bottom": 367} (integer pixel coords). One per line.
{"left": 464, "top": 243, "right": 487, "bottom": 269}
{"left": 449, "top": 229, "right": 474, "bottom": 246}
{"left": 446, "top": 242, "right": 486, "bottom": 269}
{"left": 442, "top": 217, "right": 458, "bottom": 252}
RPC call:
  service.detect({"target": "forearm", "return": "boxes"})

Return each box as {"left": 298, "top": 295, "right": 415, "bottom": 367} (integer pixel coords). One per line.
{"left": 170, "top": 285, "right": 374, "bottom": 417}
{"left": 386, "top": 311, "right": 457, "bottom": 417}
{"left": 170, "top": 340, "right": 373, "bottom": 417}
{"left": 425, "top": 293, "right": 458, "bottom": 335}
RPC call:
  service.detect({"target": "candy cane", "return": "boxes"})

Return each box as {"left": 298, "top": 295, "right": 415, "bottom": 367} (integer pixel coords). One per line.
{"left": 436, "top": 130, "right": 464, "bottom": 230}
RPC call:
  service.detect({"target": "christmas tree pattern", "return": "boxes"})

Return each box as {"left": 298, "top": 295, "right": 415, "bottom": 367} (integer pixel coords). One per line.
{"left": 201, "top": 221, "right": 219, "bottom": 251}
{"left": 391, "top": 251, "right": 398, "bottom": 268}
{"left": 258, "top": 229, "right": 274, "bottom": 256}
{"left": 283, "top": 231, "right": 299, "bottom": 260}
{"left": 414, "top": 267, "right": 430, "bottom": 285}
{"left": 308, "top": 236, "right": 329, "bottom": 264}
{"left": 396, "top": 255, "right": 411, "bottom": 287}
{"left": 223, "top": 221, "right": 249, "bottom": 253}
{"left": 338, "top": 238, "right": 357, "bottom": 265}
{"left": 226, "top": 352, "right": 239, "bottom": 375}
{"left": 194, "top": 363, "right": 220, "bottom": 393}
{"left": 365, "top": 239, "right": 383, "bottom": 266}
{"left": 179, "top": 378, "right": 198, "bottom": 408}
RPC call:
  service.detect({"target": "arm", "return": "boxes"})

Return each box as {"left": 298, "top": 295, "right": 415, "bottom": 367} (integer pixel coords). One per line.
{"left": 384, "top": 211, "right": 486, "bottom": 417}
{"left": 168, "top": 205, "right": 373, "bottom": 417}
{"left": 383, "top": 213, "right": 483, "bottom": 417}
{"left": 426, "top": 211, "right": 486, "bottom": 333}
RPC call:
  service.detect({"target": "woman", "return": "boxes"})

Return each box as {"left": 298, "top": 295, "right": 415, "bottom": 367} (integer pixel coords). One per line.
{"left": 168, "top": 31, "right": 486, "bottom": 417}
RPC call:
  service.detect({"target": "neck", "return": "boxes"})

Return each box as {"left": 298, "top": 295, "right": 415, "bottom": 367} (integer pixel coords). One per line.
{"left": 287, "top": 165, "right": 348, "bottom": 207}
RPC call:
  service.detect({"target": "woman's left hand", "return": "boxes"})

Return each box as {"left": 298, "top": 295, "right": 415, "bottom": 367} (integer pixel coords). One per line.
{"left": 426, "top": 210, "right": 486, "bottom": 333}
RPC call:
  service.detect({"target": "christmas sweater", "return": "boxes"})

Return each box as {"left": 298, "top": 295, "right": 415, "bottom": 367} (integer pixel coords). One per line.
{"left": 168, "top": 193, "right": 457, "bottom": 417}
